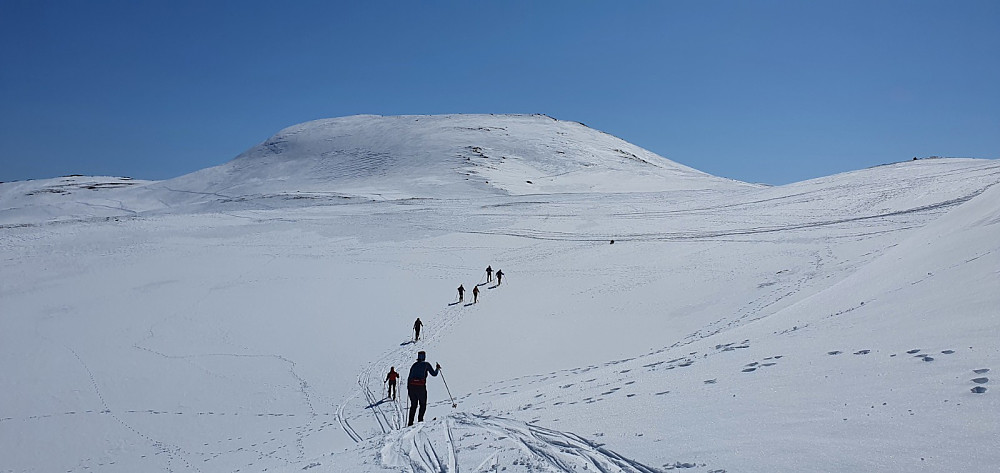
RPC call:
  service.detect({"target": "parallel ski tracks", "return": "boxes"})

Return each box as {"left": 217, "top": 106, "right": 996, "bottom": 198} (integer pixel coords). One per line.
{"left": 380, "top": 413, "right": 665, "bottom": 473}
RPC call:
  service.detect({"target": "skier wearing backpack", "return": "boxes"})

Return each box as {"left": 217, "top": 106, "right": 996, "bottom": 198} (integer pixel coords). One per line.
{"left": 413, "top": 318, "right": 423, "bottom": 341}
{"left": 495, "top": 270, "right": 503, "bottom": 286}
{"left": 486, "top": 265, "right": 493, "bottom": 282}
{"left": 457, "top": 284, "right": 465, "bottom": 302}
{"left": 407, "top": 351, "right": 440, "bottom": 426}
{"left": 472, "top": 285, "right": 480, "bottom": 303}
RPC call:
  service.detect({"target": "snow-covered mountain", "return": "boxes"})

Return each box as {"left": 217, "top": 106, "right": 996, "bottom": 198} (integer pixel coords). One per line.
{"left": 156, "top": 114, "right": 753, "bottom": 200}
{"left": 1, "top": 115, "right": 998, "bottom": 473}
{"left": 1, "top": 114, "right": 755, "bottom": 225}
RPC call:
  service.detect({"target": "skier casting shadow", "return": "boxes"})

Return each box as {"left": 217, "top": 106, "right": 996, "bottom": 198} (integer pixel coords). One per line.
{"left": 489, "top": 270, "right": 504, "bottom": 289}
{"left": 406, "top": 350, "right": 440, "bottom": 426}
{"left": 385, "top": 366, "right": 399, "bottom": 400}
{"left": 413, "top": 318, "right": 423, "bottom": 342}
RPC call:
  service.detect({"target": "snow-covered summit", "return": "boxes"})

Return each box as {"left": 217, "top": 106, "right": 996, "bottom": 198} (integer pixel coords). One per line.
{"left": 155, "top": 114, "right": 755, "bottom": 201}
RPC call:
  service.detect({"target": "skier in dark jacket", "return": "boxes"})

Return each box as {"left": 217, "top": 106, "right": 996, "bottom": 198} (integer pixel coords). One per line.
{"left": 413, "top": 318, "right": 423, "bottom": 341}
{"left": 472, "top": 285, "right": 480, "bottom": 303}
{"left": 385, "top": 367, "right": 399, "bottom": 400}
{"left": 407, "top": 351, "right": 440, "bottom": 426}
{"left": 495, "top": 270, "right": 503, "bottom": 286}
{"left": 486, "top": 265, "right": 493, "bottom": 282}
{"left": 457, "top": 284, "right": 465, "bottom": 302}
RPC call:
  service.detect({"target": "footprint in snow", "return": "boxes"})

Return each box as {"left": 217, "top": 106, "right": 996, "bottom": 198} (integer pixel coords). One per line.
{"left": 742, "top": 367, "right": 757, "bottom": 373}
{"left": 941, "top": 350, "right": 955, "bottom": 354}
{"left": 973, "top": 368, "right": 990, "bottom": 374}
{"left": 971, "top": 387, "right": 988, "bottom": 394}
{"left": 906, "top": 349, "right": 921, "bottom": 354}
{"left": 854, "top": 350, "right": 871, "bottom": 355}
{"left": 828, "top": 351, "right": 842, "bottom": 355}
{"left": 704, "top": 379, "right": 717, "bottom": 384}
{"left": 971, "top": 378, "right": 989, "bottom": 384}
{"left": 663, "top": 461, "right": 698, "bottom": 469}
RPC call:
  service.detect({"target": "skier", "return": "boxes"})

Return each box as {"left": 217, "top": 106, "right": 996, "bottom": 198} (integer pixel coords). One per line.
{"left": 385, "top": 367, "right": 399, "bottom": 400}
{"left": 495, "top": 269, "right": 503, "bottom": 286}
{"left": 486, "top": 265, "right": 493, "bottom": 282}
{"left": 413, "top": 318, "right": 423, "bottom": 341}
{"left": 457, "top": 284, "right": 465, "bottom": 302}
{"left": 472, "top": 285, "right": 480, "bottom": 303}
{"left": 407, "top": 351, "right": 440, "bottom": 426}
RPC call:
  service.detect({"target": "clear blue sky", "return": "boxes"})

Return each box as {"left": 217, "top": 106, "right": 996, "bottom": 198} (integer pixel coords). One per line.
{"left": 2, "top": 1, "right": 997, "bottom": 185}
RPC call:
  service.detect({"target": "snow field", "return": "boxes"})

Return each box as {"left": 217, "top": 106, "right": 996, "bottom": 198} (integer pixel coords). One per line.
{"left": 1, "top": 115, "right": 998, "bottom": 472}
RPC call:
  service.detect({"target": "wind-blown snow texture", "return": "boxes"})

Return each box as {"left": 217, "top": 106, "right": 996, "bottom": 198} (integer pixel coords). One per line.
{"left": 1, "top": 114, "right": 998, "bottom": 473}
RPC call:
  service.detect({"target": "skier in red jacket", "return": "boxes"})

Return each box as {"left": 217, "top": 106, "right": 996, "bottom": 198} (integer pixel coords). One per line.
{"left": 385, "top": 367, "right": 399, "bottom": 400}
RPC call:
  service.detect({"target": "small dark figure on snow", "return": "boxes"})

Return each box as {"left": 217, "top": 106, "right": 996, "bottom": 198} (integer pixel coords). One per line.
{"left": 486, "top": 265, "right": 493, "bottom": 282}
{"left": 413, "top": 318, "right": 423, "bottom": 341}
{"left": 457, "top": 284, "right": 465, "bottom": 302}
{"left": 472, "top": 285, "right": 480, "bottom": 303}
{"left": 407, "top": 351, "right": 440, "bottom": 426}
{"left": 495, "top": 270, "right": 503, "bottom": 286}
{"left": 385, "top": 367, "right": 399, "bottom": 400}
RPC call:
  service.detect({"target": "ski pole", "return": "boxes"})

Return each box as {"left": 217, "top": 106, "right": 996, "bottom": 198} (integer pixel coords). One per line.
{"left": 439, "top": 369, "right": 457, "bottom": 408}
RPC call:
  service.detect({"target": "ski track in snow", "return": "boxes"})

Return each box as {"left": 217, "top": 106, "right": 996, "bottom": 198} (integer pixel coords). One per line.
{"left": 328, "top": 237, "right": 681, "bottom": 472}
{"left": 379, "top": 413, "right": 674, "bottom": 473}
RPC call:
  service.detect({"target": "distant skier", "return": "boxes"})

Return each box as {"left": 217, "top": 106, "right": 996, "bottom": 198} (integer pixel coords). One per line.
{"left": 407, "top": 351, "right": 440, "bottom": 426}
{"left": 413, "top": 318, "right": 423, "bottom": 341}
{"left": 472, "top": 285, "right": 480, "bottom": 303}
{"left": 457, "top": 284, "right": 465, "bottom": 302}
{"left": 385, "top": 367, "right": 399, "bottom": 400}
{"left": 486, "top": 265, "right": 493, "bottom": 282}
{"left": 495, "top": 270, "right": 503, "bottom": 286}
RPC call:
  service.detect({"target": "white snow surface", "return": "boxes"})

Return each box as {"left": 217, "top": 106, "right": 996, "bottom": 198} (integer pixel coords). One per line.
{"left": 1, "top": 114, "right": 999, "bottom": 473}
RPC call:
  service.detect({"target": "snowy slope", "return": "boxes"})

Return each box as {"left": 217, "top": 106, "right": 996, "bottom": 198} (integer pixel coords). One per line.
{"left": 152, "top": 114, "right": 752, "bottom": 202}
{"left": 0, "top": 176, "right": 155, "bottom": 225}
{"left": 1, "top": 114, "right": 756, "bottom": 226}
{"left": 1, "top": 115, "right": 999, "bottom": 473}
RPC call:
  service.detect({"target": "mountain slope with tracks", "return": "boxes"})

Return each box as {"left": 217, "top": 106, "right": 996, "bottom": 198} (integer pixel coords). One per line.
{"left": 2, "top": 115, "right": 999, "bottom": 472}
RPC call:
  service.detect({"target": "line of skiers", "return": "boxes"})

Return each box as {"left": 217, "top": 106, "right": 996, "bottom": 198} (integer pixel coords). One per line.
{"left": 385, "top": 265, "right": 505, "bottom": 427}
{"left": 458, "top": 265, "right": 503, "bottom": 303}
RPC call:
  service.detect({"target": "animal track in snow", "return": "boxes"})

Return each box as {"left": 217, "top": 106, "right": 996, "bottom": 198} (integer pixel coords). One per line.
{"left": 664, "top": 461, "right": 700, "bottom": 469}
